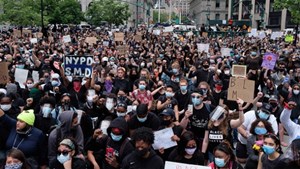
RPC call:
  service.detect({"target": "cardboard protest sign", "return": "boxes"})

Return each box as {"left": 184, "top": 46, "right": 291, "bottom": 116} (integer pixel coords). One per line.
{"left": 197, "top": 43, "right": 210, "bottom": 53}
{"left": 202, "top": 32, "right": 208, "bottom": 37}
{"left": 116, "top": 45, "right": 127, "bottom": 55}
{"left": 114, "top": 32, "right": 124, "bottom": 42}
{"left": 134, "top": 32, "right": 143, "bottom": 41}
{"left": 261, "top": 52, "right": 278, "bottom": 70}
{"left": 0, "top": 62, "right": 9, "bottom": 84}
{"left": 64, "top": 55, "right": 93, "bottom": 77}
{"left": 164, "top": 161, "right": 210, "bottom": 169}
{"left": 13, "top": 29, "right": 22, "bottom": 38}
{"left": 63, "top": 35, "right": 71, "bottom": 43}
{"left": 22, "top": 30, "right": 32, "bottom": 36}
{"left": 227, "top": 77, "right": 255, "bottom": 103}
{"left": 232, "top": 65, "right": 247, "bottom": 77}
{"left": 14, "top": 68, "right": 29, "bottom": 89}
{"left": 48, "top": 36, "right": 54, "bottom": 42}
{"left": 85, "top": 37, "right": 98, "bottom": 45}
{"left": 221, "top": 48, "right": 232, "bottom": 57}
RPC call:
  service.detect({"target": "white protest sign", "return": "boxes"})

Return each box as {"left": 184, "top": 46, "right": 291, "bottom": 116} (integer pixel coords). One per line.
{"left": 14, "top": 68, "right": 29, "bottom": 89}
{"left": 163, "top": 26, "right": 174, "bottom": 32}
{"left": 222, "top": 20, "right": 227, "bottom": 25}
{"left": 32, "top": 71, "right": 39, "bottom": 84}
{"left": 30, "top": 38, "right": 38, "bottom": 44}
{"left": 186, "top": 31, "right": 193, "bottom": 36}
{"left": 248, "top": 28, "right": 257, "bottom": 37}
{"left": 100, "top": 120, "right": 111, "bottom": 135}
{"left": 210, "top": 106, "right": 226, "bottom": 121}
{"left": 197, "top": 43, "right": 210, "bottom": 53}
{"left": 64, "top": 55, "right": 93, "bottom": 77}
{"left": 164, "top": 161, "right": 211, "bottom": 169}
{"left": 103, "top": 41, "right": 109, "bottom": 46}
{"left": 152, "top": 128, "right": 177, "bottom": 150}
{"left": 271, "top": 32, "right": 283, "bottom": 40}
{"left": 153, "top": 30, "right": 161, "bottom": 35}
{"left": 63, "top": 35, "right": 71, "bottom": 43}
{"left": 258, "top": 31, "right": 266, "bottom": 39}
{"left": 221, "top": 48, "right": 232, "bottom": 57}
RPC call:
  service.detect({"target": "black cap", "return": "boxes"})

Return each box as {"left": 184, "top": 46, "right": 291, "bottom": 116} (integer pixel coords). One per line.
{"left": 268, "top": 95, "right": 278, "bottom": 101}
{"left": 117, "top": 102, "right": 127, "bottom": 109}
{"left": 136, "top": 104, "right": 148, "bottom": 116}
{"left": 261, "top": 103, "right": 273, "bottom": 114}
{"left": 160, "top": 108, "right": 174, "bottom": 117}
{"left": 191, "top": 88, "right": 204, "bottom": 96}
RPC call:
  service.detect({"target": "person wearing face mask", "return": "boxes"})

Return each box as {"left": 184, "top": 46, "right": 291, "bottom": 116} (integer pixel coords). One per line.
{"left": 130, "top": 78, "right": 153, "bottom": 110}
{"left": 288, "top": 84, "right": 300, "bottom": 124}
{"left": 236, "top": 103, "right": 278, "bottom": 164}
{"left": 188, "top": 59, "right": 213, "bottom": 87}
{"left": 52, "top": 138, "right": 85, "bottom": 169}
{"left": 86, "top": 117, "right": 134, "bottom": 169}
{"left": 51, "top": 93, "right": 76, "bottom": 119}
{"left": 270, "top": 62, "right": 287, "bottom": 87}
{"left": 42, "top": 73, "right": 67, "bottom": 102}
{"left": 121, "top": 127, "right": 164, "bottom": 169}
{"left": 48, "top": 111, "right": 85, "bottom": 168}
{"left": 212, "top": 81, "right": 224, "bottom": 106}
{"left": 1, "top": 149, "right": 31, "bottom": 169}
{"left": 115, "top": 102, "right": 131, "bottom": 122}
{"left": 156, "top": 109, "right": 184, "bottom": 161}
{"left": 245, "top": 46, "right": 262, "bottom": 70}
{"left": 257, "top": 134, "right": 284, "bottom": 169}
{"left": 0, "top": 109, "right": 47, "bottom": 169}
{"left": 128, "top": 104, "right": 160, "bottom": 136}
{"left": 0, "top": 95, "right": 20, "bottom": 119}
{"left": 113, "top": 67, "right": 130, "bottom": 93}
{"left": 245, "top": 119, "right": 274, "bottom": 169}
{"left": 209, "top": 142, "right": 243, "bottom": 169}
{"left": 168, "top": 131, "right": 204, "bottom": 165}
{"left": 157, "top": 85, "right": 179, "bottom": 121}
{"left": 133, "top": 69, "right": 155, "bottom": 91}
{"left": 21, "top": 79, "right": 36, "bottom": 102}
{"left": 174, "top": 79, "right": 191, "bottom": 115}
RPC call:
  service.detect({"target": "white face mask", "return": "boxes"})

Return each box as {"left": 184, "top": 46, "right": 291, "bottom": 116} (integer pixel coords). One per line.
{"left": 293, "top": 90, "right": 300, "bottom": 95}
{"left": 185, "top": 147, "right": 197, "bottom": 155}
{"left": 27, "top": 83, "right": 34, "bottom": 89}
{"left": 1, "top": 104, "right": 11, "bottom": 111}
{"left": 132, "top": 105, "right": 137, "bottom": 111}
{"left": 117, "top": 112, "right": 126, "bottom": 117}
{"left": 224, "top": 70, "right": 230, "bottom": 75}
{"left": 106, "top": 102, "right": 114, "bottom": 110}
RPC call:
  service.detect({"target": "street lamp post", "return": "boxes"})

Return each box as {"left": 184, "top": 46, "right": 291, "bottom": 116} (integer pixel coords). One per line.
{"left": 40, "top": 0, "right": 45, "bottom": 37}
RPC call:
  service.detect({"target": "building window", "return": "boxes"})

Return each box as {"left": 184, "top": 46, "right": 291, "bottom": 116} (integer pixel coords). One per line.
{"left": 269, "top": 17, "right": 280, "bottom": 25}
{"left": 216, "top": 13, "right": 220, "bottom": 20}
{"left": 216, "top": 0, "right": 220, "bottom": 8}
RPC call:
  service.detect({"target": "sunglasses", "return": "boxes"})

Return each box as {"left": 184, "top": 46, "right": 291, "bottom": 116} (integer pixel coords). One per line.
{"left": 191, "top": 95, "right": 201, "bottom": 99}
{"left": 57, "top": 150, "right": 71, "bottom": 156}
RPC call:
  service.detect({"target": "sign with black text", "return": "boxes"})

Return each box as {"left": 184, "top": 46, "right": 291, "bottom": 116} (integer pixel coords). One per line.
{"left": 227, "top": 77, "right": 255, "bottom": 103}
{"left": 64, "top": 55, "right": 93, "bottom": 77}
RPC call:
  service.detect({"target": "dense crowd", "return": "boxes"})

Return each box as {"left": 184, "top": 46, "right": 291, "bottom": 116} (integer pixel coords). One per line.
{"left": 0, "top": 26, "right": 300, "bottom": 169}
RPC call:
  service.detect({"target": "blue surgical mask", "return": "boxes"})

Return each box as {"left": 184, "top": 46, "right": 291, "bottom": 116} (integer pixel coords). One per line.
{"left": 258, "top": 111, "right": 269, "bottom": 120}
{"left": 57, "top": 153, "right": 70, "bottom": 164}
{"left": 192, "top": 98, "right": 202, "bottom": 106}
{"left": 172, "top": 68, "right": 178, "bottom": 74}
{"left": 180, "top": 85, "right": 187, "bottom": 91}
{"left": 251, "top": 51, "right": 257, "bottom": 56}
{"left": 111, "top": 133, "right": 123, "bottom": 141}
{"left": 165, "top": 92, "right": 174, "bottom": 98}
{"left": 215, "top": 157, "right": 226, "bottom": 167}
{"left": 139, "top": 84, "right": 146, "bottom": 90}
{"left": 262, "top": 145, "right": 275, "bottom": 155}
{"left": 159, "top": 54, "right": 164, "bottom": 58}
{"left": 4, "top": 163, "right": 23, "bottom": 169}
{"left": 254, "top": 127, "right": 267, "bottom": 135}
{"left": 42, "top": 106, "right": 53, "bottom": 118}
{"left": 51, "top": 80, "right": 59, "bottom": 87}
{"left": 137, "top": 115, "right": 147, "bottom": 122}
{"left": 16, "top": 65, "right": 25, "bottom": 69}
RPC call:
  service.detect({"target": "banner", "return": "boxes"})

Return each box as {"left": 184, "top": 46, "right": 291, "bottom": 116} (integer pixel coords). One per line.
{"left": 64, "top": 55, "right": 93, "bottom": 77}
{"left": 227, "top": 77, "right": 255, "bottom": 103}
{"left": 261, "top": 52, "right": 277, "bottom": 70}
{"left": 164, "top": 161, "right": 210, "bottom": 169}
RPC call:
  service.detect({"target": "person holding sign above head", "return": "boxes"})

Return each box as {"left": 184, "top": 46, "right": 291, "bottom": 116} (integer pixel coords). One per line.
{"left": 209, "top": 142, "right": 243, "bottom": 169}
{"left": 168, "top": 131, "right": 204, "bottom": 165}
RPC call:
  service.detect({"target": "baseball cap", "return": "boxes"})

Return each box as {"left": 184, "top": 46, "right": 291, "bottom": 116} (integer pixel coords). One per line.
{"left": 17, "top": 109, "right": 35, "bottom": 126}
{"left": 160, "top": 108, "right": 175, "bottom": 117}
{"left": 59, "top": 139, "right": 75, "bottom": 150}
{"left": 269, "top": 95, "right": 278, "bottom": 101}
{"left": 117, "top": 102, "right": 127, "bottom": 109}
{"left": 261, "top": 103, "right": 273, "bottom": 114}
{"left": 191, "top": 88, "right": 204, "bottom": 96}
{"left": 136, "top": 104, "right": 148, "bottom": 116}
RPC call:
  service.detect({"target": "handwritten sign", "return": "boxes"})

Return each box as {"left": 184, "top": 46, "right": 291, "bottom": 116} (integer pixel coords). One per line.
{"left": 64, "top": 55, "right": 93, "bottom": 77}
{"left": 85, "top": 37, "right": 98, "bottom": 45}
{"left": 13, "top": 29, "right": 22, "bottom": 38}
{"left": 197, "top": 43, "right": 210, "bottom": 53}
{"left": 153, "top": 30, "right": 161, "bottom": 35}
{"left": 0, "top": 62, "right": 9, "bottom": 84}
{"left": 227, "top": 77, "right": 255, "bottom": 103}
{"left": 63, "top": 35, "right": 71, "bottom": 43}
{"left": 232, "top": 65, "right": 247, "bottom": 77}
{"left": 261, "top": 53, "right": 277, "bottom": 70}
{"left": 116, "top": 45, "right": 127, "bottom": 55}
{"left": 221, "top": 48, "right": 232, "bottom": 57}
{"left": 270, "top": 32, "right": 283, "bottom": 40}
{"left": 152, "top": 128, "right": 177, "bottom": 150}
{"left": 114, "top": 32, "right": 124, "bottom": 41}
{"left": 164, "top": 161, "right": 210, "bottom": 169}
{"left": 30, "top": 38, "right": 38, "bottom": 44}
{"left": 14, "top": 68, "right": 29, "bottom": 89}
{"left": 134, "top": 32, "right": 143, "bottom": 41}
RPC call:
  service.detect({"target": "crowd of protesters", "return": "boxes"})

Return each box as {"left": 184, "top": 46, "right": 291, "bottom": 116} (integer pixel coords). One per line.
{"left": 0, "top": 25, "right": 300, "bottom": 169}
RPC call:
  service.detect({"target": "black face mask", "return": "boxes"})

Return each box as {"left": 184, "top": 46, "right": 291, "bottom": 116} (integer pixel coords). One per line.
{"left": 270, "top": 102, "right": 277, "bottom": 108}
{"left": 135, "top": 147, "right": 149, "bottom": 157}
{"left": 161, "top": 119, "right": 172, "bottom": 126}
{"left": 118, "top": 96, "right": 127, "bottom": 102}
{"left": 203, "top": 65, "right": 209, "bottom": 69}
{"left": 102, "top": 61, "right": 108, "bottom": 67}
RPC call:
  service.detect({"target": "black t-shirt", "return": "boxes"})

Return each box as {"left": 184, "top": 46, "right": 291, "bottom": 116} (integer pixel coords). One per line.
{"left": 168, "top": 148, "right": 204, "bottom": 165}
{"left": 212, "top": 90, "right": 222, "bottom": 106}
{"left": 206, "top": 125, "right": 232, "bottom": 153}
{"left": 67, "top": 83, "right": 87, "bottom": 109}
{"left": 189, "top": 104, "right": 215, "bottom": 139}
{"left": 157, "top": 95, "right": 178, "bottom": 113}
{"left": 174, "top": 91, "right": 191, "bottom": 111}
{"left": 128, "top": 112, "right": 160, "bottom": 131}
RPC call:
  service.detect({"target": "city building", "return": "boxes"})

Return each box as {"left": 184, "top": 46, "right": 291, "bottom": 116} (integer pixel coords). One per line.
{"left": 189, "top": 0, "right": 229, "bottom": 28}
{"left": 230, "top": 0, "right": 296, "bottom": 30}
{"left": 79, "top": 0, "right": 153, "bottom": 27}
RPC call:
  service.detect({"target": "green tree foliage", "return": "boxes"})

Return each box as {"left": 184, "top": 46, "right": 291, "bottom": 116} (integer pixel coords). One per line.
{"left": 274, "top": 0, "right": 300, "bottom": 24}
{"left": 86, "top": 0, "right": 131, "bottom": 26}
{"left": 0, "top": 0, "right": 41, "bottom": 26}
{"left": 153, "top": 11, "right": 188, "bottom": 24}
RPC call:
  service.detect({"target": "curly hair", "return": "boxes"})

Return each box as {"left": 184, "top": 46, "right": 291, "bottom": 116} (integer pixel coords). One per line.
{"left": 249, "top": 119, "right": 274, "bottom": 135}
{"left": 132, "top": 127, "right": 154, "bottom": 145}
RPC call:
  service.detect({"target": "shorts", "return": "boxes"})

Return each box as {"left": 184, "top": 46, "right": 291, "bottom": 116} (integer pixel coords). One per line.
{"left": 236, "top": 141, "right": 248, "bottom": 159}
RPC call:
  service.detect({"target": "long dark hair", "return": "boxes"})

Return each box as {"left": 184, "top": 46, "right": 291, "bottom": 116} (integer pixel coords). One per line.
{"left": 175, "top": 131, "right": 199, "bottom": 161}
{"left": 263, "top": 133, "right": 282, "bottom": 154}
{"left": 213, "top": 141, "right": 236, "bottom": 169}
{"left": 4, "top": 149, "right": 30, "bottom": 169}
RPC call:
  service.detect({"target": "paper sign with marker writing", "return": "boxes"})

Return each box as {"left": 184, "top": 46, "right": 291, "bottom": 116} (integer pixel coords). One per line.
{"left": 197, "top": 43, "right": 210, "bottom": 53}
{"left": 221, "top": 48, "right": 232, "bottom": 57}
{"left": 85, "top": 37, "right": 98, "bottom": 45}
{"left": 114, "top": 33, "right": 124, "bottom": 42}
{"left": 30, "top": 38, "right": 38, "bottom": 44}
{"left": 261, "top": 53, "right": 277, "bottom": 70}
{"left": 227, "top": 77, "right": 255, "bottom": 103}
{"left": 0, "top": 62, "right": 9, "bottom": 84}
{"left": 232, "top": 65, "right": 247, "bottom": 77}
{"left": 271, "top": 32, "right": 283, "bottom": 40}
{"left": 116, "top": 45, "right": 126, "bottom": 55}
{"left": 63, "top": 35, "right": 71, "bottom": 43}
{"left": 153, "top": 29, "right": 161, "bottom": 35}
{"left": 152, "top": 128, "right": 177, "bottom": 150}
{"left": 164, "top": 161, "right": 210, "bottom": 169}
{"left": 15, "top": 68, "right": 29, "bottom": 89}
